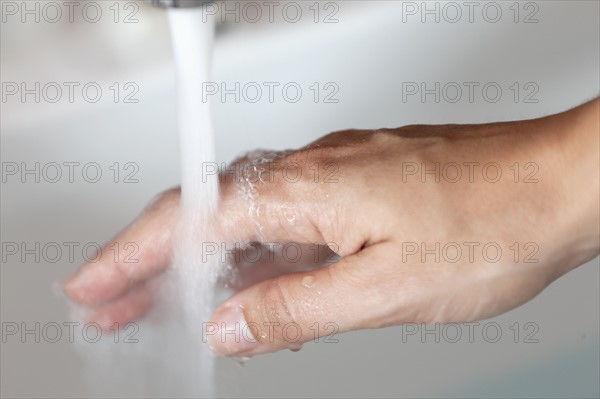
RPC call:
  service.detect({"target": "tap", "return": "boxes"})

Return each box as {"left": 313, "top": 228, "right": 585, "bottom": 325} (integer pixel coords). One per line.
{"left": 152, "top": 0, "right": 212, "bottom": 7}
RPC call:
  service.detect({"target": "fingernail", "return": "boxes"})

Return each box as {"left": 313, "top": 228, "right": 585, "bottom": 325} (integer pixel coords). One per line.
{"left": 207, "top": 305, "right": 260, "bottom": 357}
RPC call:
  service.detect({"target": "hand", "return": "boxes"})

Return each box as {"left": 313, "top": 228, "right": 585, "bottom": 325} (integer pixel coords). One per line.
{"left": 64, "top": 99, "right": 599, "bottom": 357}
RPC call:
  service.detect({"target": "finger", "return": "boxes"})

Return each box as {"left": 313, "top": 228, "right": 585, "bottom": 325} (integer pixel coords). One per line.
{"left": 206, "top": 246, "right": 390, "bottom": 357}
{"left": 63, "top": 189, "right": 180, "bottom": 306}
{"left": 218, "top": 149, "right": 334, "bottom": 246}
{"left": 88, "top": 285, "right": 153, "bottom": 331}
{"left": 217, "top": 147, "right": 369, "bottom": 262}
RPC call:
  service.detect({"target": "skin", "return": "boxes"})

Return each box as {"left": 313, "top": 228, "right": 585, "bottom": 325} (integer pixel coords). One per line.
{"left": 64, "top": 98, "right": 599, "bottom": 357}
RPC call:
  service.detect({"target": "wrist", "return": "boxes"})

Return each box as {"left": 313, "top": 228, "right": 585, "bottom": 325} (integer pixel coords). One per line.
{"left": 545, "top": 99, "right": 599, "bottom": 272}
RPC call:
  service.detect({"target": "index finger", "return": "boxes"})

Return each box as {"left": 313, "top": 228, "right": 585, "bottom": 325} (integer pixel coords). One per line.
{"left": 63, "top": 188, "right": 180, "bottom": 306}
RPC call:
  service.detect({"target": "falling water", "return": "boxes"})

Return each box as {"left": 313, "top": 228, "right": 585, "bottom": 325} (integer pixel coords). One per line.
{"left": 167, "top": 4, "right": 221, "bottom": 397}
{"left": 75, "top": 6, "right": 221, "bottom": 398}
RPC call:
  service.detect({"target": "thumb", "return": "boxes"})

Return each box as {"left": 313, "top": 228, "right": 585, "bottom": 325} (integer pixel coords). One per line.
{"left": 206, "top": 247, "right": 385, "bottom": 357}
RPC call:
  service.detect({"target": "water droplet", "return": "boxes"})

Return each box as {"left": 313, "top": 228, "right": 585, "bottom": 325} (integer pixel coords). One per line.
{"left": 302, "top": 275, "right": 315, "bottom": 288}
{"left": 255, "top": 204, "right": 264, "bottom": 218}
{"left": 289, "top": 342, "right": 303, "bottom": 352}
{"left": 283, "top": 208, "right": 296, "bottom": 223}
{"left": 233, "top": 356, "right": 251, "bottom": 366}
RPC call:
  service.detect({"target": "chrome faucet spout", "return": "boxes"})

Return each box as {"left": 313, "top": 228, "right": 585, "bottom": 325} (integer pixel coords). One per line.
{"left": 152, "top": 0, "right": 213, "bottom": 8}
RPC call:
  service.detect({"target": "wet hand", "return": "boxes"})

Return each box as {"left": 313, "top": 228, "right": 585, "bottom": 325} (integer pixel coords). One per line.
{"left": 64, "top": 99, "right": 599, "bottom": 357}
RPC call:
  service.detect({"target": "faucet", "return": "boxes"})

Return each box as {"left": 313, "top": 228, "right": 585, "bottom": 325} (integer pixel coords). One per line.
{"left": 152, "top": 0, "right": 212, "bottom": 7}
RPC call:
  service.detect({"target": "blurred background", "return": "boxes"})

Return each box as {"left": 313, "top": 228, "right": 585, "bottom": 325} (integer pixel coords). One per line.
{"left": 1, "top": 0, "right": 599, "bottom": 397}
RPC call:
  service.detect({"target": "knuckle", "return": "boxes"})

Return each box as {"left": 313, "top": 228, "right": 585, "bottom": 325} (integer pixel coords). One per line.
{"left": 255, "top": 279, "right": 303, "bottom": 344}
{"left": 260, "top": 279, "right": 295, "bottom": 324}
